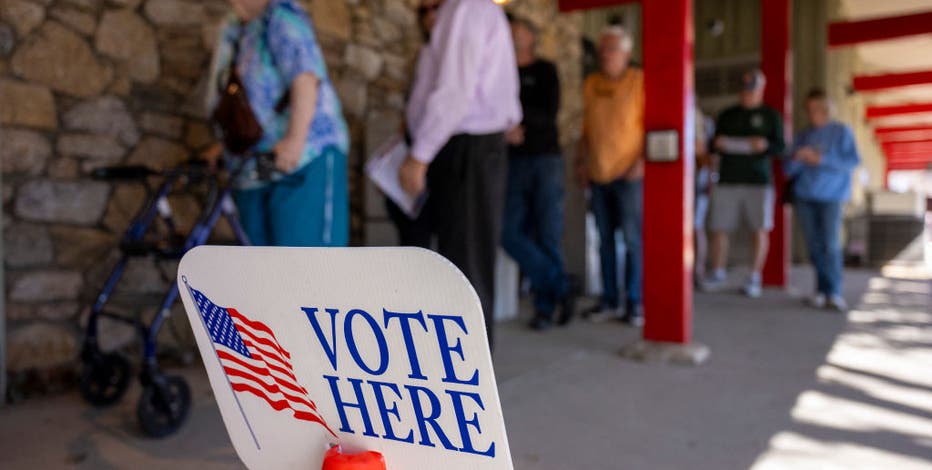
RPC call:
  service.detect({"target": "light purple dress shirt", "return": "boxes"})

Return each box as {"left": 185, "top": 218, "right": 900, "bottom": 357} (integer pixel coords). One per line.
{"left": 405, "top": 0, "right": 523, "bottom": 164}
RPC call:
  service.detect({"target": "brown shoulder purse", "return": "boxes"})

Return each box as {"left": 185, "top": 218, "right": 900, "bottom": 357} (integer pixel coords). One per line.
{"left": 212, "top": 25, "right": 290, "bottom": 156}
{"left": 212, "top": 35, "right": 264, "bottom": 156}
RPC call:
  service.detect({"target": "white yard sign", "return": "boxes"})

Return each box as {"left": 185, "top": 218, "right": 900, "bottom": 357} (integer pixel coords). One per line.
{"left": 177, "top": 246, "right": 512, "bottom": 470}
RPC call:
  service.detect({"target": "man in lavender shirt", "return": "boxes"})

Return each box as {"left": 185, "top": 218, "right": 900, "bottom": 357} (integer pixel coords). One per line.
{"left": 399, "top": 0, "right": 522, "bottom": 347}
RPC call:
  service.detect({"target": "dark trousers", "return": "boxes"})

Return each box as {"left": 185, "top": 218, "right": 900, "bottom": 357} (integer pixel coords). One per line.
{"left": 385, "top": 197, "right": 431, "bottom": 248}
{"left": 590, "top": 178, "right": 643, "bottom": 308}
{"left": 426, "top": 133, "right": 507, "bottom": 348}
{"left": 501, "top": 155, "right": 568, "bottom": 315}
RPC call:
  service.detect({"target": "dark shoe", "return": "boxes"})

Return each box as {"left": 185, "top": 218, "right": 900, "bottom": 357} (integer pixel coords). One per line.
{"left": 581, "top": 300, "right": 614, "bottom": 318}
{"left": 587, "top": 307, "right": 622, "bottom": 323}
{"left": 528, "top": 314, "right": 553, "bottom": 331}
{"left": 556, "top": 276, "right": 580, "bottom": 326}
{"left": 620, "top": 304, "right": 644, "bottom": 327}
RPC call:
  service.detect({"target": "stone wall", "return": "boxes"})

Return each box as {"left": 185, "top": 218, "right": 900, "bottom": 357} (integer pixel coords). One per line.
{"left": 1, "top": 0, "right": 581, "bottom": 399}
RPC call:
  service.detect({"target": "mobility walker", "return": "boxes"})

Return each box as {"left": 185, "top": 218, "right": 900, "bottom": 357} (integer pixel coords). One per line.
{"left": 78, "top": 155, "right": 271, "bottom": 437}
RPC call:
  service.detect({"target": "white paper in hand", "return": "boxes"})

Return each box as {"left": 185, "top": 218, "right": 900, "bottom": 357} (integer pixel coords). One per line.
{"left": 717, "top": 136, "right": 756, "bottom": 155}
{"left": 366, "top": 136, "right": 427, "bottom": 218}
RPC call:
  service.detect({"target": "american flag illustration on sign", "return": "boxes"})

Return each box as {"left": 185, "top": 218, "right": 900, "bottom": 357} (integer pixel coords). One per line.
{"left": 184, "top": 279, "right": 335, "bottom": 444}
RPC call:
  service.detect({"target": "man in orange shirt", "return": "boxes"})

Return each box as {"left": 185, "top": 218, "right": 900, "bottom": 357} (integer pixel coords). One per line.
{"left": 575, "top": 26, "right": 645, "bottom": 326}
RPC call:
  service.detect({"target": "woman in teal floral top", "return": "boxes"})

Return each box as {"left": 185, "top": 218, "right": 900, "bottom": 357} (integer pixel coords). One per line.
{"left": 206, "top": 0, "right": 349, "bottom": 246}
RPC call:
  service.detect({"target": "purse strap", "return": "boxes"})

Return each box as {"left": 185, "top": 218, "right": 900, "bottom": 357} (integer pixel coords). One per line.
{"left": 223, "top": 10, "right": 291, "bottom": 113}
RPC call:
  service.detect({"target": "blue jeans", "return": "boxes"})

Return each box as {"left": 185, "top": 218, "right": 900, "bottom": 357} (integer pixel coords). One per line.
{"left": 591, "top": 178, "right": 643, "bottom": 308}
{"left": 795, "top": 199, "right": 844, "bottom": 297}
{"left": 501, "top": 155, "right": 568, "bottom": 315}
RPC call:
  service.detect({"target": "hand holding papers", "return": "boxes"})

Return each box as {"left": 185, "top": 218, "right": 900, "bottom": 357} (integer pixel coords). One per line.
{"left": 399, "top": 156, "right": 428, "bottom": 197}
{"left": 365, "top": 136, "right": 428, "bottom": 218}
{"left": 794, "top": 146, "right": 822, "bottom": 166}
{"left": 716, "top": 136, "right": 768, "bottom": 155}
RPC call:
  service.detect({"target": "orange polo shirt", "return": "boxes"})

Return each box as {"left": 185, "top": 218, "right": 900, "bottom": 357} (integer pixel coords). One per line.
{"left": 582, "top": 69, "right": 645, "bottom": 183}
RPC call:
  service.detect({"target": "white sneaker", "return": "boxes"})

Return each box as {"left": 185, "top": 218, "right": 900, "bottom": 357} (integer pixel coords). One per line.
{"left": 827, "top": 295, "right": 848, "bottom": 312}
{"left": 743, "top": 280, "right": 762, "bottom": 298}
{"left": 701, "top": 271, "right": 728, "bottom": 292}
{"left": 806, "top": 294, "right": 827, "bottom": 309}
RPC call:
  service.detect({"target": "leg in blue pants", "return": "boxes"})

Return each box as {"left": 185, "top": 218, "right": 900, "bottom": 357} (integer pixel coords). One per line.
{"left": 531, "top": 157, "right": 568, "bottom": 306}
{"left": 796, "top": 200, "right": 829, "bottom": 295}
{"left": 233, "top": 147, "right": 349, "bottom": 247}
{"left": 591, "top": 178, "right": 644, "bottom": 309}
{"left": 796, "top": 199, "right": 844, "bottom": 297}
{"left": 822, "top": 202, "right": 844, "bottom": 297}
{"left": 591, "top": 181, "right": 620, "bottom": 309}
{"left": 501, "top": 155, "right": 567, "bottom": 315}
{"left": 233, "top": 184, "right": 273, "bottom": 247}
{"left": 617, "top": 179, "right": 643, "bottom": 307}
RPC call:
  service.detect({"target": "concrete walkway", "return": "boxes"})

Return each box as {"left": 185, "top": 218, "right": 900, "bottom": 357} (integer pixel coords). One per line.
{"left": 1, "top": 266, "right": 930, "bottom": 469}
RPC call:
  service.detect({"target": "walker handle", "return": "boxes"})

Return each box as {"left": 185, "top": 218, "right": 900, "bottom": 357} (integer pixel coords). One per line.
{"left": 90, "top": 165, "right": 157, "bottom": 181}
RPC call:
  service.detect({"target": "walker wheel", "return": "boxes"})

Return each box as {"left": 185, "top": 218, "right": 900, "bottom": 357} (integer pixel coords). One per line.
{"left": 137, "top": 375, "right": 191, "bottom": 438}
{"left": 79, "top": 352, "right": 132, "bottom": 407}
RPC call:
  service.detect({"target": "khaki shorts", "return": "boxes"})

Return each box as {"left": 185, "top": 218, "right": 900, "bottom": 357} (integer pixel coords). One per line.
{"left": 709, "top": 184, "right": 775, "bottom": 232}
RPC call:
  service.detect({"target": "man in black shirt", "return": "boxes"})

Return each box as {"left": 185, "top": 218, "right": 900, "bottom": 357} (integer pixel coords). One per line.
{"left": 705, "top": 70, "right": 785, "bottom": 298}
{"left": 503, "top": 16, "right": 575, "bottom": 331}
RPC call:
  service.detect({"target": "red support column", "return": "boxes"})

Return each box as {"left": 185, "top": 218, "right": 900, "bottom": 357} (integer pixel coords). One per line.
{"left": 760, "top": 0, "right": 792, "bottom": 288}
{"left": 642, "top": 0, "right": 693, "bottom": 344}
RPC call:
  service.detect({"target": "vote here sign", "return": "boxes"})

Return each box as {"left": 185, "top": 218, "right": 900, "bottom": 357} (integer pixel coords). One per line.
{"left": 177, "top": 246, "right": 512, "bottom": 470}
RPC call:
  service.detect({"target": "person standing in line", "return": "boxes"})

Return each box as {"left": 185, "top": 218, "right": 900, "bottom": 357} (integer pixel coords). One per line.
{"left": 694, "top": 106, "right": 716, "bottom": 286}
{"left": 576, "top": 26, "right": 646, "bottom": 327}
{"left": 205, "top": 0, "right": 349, "bottom": 247}
{"left": 786, "top": 88, "right": 861, "bottom": 312}
{"left": 704, "top": 69, "right": 785, "bottom": 298}
{"left": 399, "top": 0, "right": 522, "bottom": 347}
{"left": 383, "top": 0, "right": 442, "bottom": 249}
{"left": 502, "top": 16, "right": 577, "bottom": 331}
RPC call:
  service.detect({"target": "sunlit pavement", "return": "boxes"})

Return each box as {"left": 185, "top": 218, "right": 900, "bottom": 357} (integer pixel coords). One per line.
{"left": 750, "top": 264, "right": 932, "bottom": 470}
{"left": 1, "top": 265, "right": 930, "bottom": 469}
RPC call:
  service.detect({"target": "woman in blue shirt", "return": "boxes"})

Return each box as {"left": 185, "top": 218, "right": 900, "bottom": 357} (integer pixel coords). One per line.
{"left": 206, "top": 0, "right": 349, "bottom": 246}
{"left": 786, "top": 89, "right": 861, "bottom": 311}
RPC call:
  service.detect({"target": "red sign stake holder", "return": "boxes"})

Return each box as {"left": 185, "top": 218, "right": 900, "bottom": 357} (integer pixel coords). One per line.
{"left": 322, "top": 446, "right": 387, "bottom": 470}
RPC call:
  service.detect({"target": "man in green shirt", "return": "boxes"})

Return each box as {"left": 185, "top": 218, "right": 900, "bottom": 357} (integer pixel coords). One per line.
{"left": 704, "top": 69, "right": 785, "bottom": 298}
